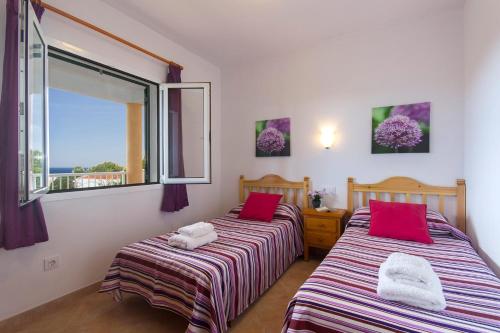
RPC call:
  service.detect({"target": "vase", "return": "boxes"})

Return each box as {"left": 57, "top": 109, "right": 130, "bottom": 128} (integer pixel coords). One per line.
{"left": 312, "top": 198, "right": 321, "bottom": 208}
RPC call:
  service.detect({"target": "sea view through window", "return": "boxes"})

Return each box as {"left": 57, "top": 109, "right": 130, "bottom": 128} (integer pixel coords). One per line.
{"left": 46, "top": 48, "right": 159, "bottom": 192}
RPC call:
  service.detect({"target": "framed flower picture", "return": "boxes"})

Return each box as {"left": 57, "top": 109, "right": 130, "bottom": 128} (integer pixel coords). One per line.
{"left": 256, "top": 117, "right": 291, "bottom": 157}
{"left": 371, "top": 102, "right": 430, "bottom": 154}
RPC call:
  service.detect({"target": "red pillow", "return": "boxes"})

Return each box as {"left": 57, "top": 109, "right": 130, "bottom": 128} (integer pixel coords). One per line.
{"left": 238, "top": 192, "right": 282, "bottom": 222}
{"left": 369, "top": 200, "right": 433, "bottom": 244}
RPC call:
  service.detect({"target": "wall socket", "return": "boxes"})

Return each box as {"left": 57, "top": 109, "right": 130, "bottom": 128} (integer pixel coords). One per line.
{"left": 319, "top": 185, "right": 336, "bottom": 195}
{"left": 43, "top": 255, "right": 60, "bottom": 272}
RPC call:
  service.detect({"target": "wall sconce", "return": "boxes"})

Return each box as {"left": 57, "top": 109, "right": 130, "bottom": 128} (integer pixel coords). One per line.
{"left": 320, "top": 128, "right": 335, "bottom": 149}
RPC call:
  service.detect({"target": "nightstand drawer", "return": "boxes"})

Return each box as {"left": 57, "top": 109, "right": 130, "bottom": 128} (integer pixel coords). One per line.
{"left": 307, "top": 231, "right": 335, "bottom": 247}
{"left": 303, "top": 208, "right": 346, "bottom": 260}
{"left": 306, "top": 217, "right": 338, "bottom": 232}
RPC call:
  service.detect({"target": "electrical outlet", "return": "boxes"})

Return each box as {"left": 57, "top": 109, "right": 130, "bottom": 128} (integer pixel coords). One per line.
{"left": 43, "top": 255, "right": 60, "bottom": 272}
{"left": 319, "top": 185, "right": 336, "bottom": 195}
{"left": 329, "top": 186, "right": 336, "bottom": 195}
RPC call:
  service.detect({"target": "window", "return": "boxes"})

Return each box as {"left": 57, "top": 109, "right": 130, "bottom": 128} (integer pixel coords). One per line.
{"left": 18, "top": 9, "right": 211, "bottom": 201}
{"left": 46, "top": 49, "right": 159, "bottom": 192}
{"left": 160, "top": 83, "right": 211, "bottom": 184}
{"left": 19, "top": 1, "right": 49, "bottom": 204}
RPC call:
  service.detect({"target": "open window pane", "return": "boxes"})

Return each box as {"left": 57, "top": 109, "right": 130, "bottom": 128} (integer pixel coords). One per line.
{"left": 19, "top": 1, "right": 49, "bottom": 204}
{"left": 29, "top": 22, "right": 47, "bottom": 192}
{"left": 160, "top": 83, "right": 211, "bottom": 184}
{"left": 171, "top": 88, "right": 204, "bottom": 178}
{"left": 47, "top": 49, "right": 158, "bottom": 192}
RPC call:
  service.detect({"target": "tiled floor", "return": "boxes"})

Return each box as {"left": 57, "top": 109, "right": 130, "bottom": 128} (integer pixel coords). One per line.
{"left": 1, "top": 259, "right": 320, "bottom": 333}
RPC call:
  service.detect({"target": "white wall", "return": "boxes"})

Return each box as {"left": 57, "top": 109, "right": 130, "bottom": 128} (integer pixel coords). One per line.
{"left": 221, "top": 9, "right": 465, "bottom": 213}
{"left": 464, "top": 0, "right": 500, "bottom": 275}
{"left": 0, "top": 0, "right": 222, "bottom": 321}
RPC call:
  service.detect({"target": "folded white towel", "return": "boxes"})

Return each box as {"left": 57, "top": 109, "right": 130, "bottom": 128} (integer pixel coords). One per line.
{"left": 377, "top": 253, "right": 446, "bottom": 311}
{"left": 377, "top": 272, "right": 446, "bottom": 311}
{"left": 383, "top": 252, "right": 436, "bottom": 289}
{"left": 168, "top": 231, "right": 218, "bottom": 250}
{"left": 178, "top": 222, "right": 214, "bottom": 238}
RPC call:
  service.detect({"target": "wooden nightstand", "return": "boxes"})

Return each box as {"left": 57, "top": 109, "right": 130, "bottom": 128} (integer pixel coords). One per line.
{"left": 303, "top": 208, "right": 347, "bottom": 261}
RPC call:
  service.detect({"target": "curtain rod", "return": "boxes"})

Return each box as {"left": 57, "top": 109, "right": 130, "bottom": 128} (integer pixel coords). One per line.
{"left": 36, "top": 0, "right": 184, "bottom": 70}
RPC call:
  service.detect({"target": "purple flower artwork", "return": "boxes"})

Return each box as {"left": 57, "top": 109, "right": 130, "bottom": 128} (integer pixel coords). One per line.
{"left": 374, "top": 115, "right": 423, "bottom": 149}
{"left": 372, "top": 102, "right": 430, "bottom": 153}
{"left": 256, "top": 117, "right": 290, "bottom": 157}
{"left": 257, "top": 128, "right": 285, "bottom": 153}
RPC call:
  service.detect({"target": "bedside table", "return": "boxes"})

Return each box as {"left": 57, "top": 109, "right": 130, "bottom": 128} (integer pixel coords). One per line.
{"left": 303, "top": 208, "right": 347, "bottom": 261}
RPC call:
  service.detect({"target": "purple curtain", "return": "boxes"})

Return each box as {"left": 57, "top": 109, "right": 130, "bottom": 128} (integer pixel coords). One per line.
{"left": 0, "top": 0, "right": 48, "bottom": 249}
{"left": 31, "top": 1, "right": 45, "bottom": 21}
{"left": 160, "top": 65, "right": 189, "bottom": 212}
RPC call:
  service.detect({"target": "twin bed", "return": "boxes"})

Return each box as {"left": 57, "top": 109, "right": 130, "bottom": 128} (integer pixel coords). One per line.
{"left": 100, "top": 175, "right": 500, "bottom": 333}
{"left": 100, "top": 175, "right": 309, "bottom": 333}
{"left": 283, "top": 177, "right": 500, "bottom": 332}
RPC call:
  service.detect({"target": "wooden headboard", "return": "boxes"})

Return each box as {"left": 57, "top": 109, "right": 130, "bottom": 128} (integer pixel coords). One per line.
{"left": 239, "top": 174, "right": 310, "bottom": 208}
{"left": 347, "top": 177, "right": 466, "bottom": 233}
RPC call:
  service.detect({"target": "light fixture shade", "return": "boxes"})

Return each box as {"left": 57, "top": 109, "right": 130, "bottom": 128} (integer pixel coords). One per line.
{"left": 320, "top": 128, "right": 334, "bottom": 149}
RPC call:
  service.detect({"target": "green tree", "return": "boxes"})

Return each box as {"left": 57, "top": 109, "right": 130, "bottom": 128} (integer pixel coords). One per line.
{"left": 72, "top": 166, "right": 86, "bottom": 173}
{"left": 89, "top": 161, "right": 124, "bottom": 172}
{"left": 31, "top": 150, "right": 43, "bottom": 174}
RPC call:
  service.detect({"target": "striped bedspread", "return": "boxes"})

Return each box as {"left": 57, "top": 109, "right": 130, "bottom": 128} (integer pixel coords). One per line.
{"left": 100, "top": 204, "right": 303, "bottom": 333}
{"left": 283, "top": 208, "right": 500, "bottom": 333}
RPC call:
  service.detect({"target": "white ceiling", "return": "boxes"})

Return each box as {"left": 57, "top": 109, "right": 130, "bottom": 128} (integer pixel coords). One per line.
{"left": 103, "top": 0, "right": 464, "bottom": 67}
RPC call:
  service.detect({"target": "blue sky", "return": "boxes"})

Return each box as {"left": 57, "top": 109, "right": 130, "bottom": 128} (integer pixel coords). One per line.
{"left": 49, "top": 88, "right": 127, "bottom": 167}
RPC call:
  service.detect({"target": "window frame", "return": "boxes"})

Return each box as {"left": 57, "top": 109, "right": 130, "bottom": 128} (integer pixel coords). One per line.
{"left": 19, "top": 0, "right": 50, "bottom": 205}
{"left": 159, "top": 82, "right": 212, "bottom": 184}
{"left": 46, "top": 47, "right": 161, "bottom": 194}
